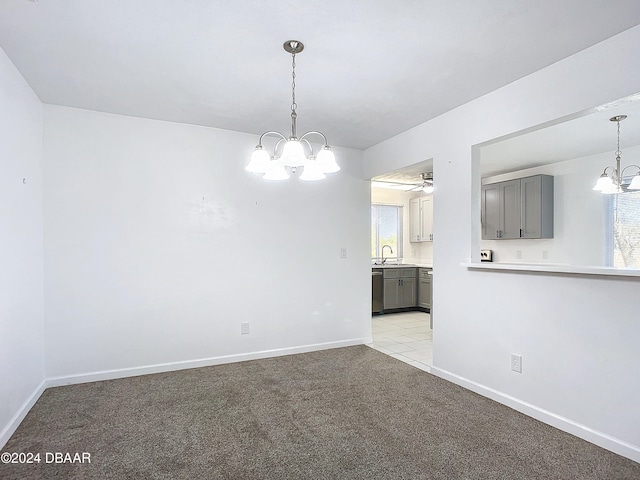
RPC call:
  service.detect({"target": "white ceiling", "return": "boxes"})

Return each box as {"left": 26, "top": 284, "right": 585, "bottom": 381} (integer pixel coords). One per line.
{"left": 1, "top": 0, "right": 639, "bottom": 151}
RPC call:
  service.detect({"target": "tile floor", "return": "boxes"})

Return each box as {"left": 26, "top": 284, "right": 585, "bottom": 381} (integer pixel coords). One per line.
{"left": 367, "top": 311, "right": 433, "bottom": 372}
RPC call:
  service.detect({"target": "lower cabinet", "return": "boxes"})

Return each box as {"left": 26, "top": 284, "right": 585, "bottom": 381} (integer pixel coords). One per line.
{"left": 382, "top": 268, "right": 417, "bottom": 310}
{"left": 418, "top": 268, "right": 432, "bottom": 309}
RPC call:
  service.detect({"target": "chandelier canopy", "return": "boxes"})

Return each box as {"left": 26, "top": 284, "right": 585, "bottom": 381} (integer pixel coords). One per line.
{"left": 245, "top": 40, "right": 340, "bottom": 181}
{"left": 592, "top": 115, "right": 640, "bottom": 194}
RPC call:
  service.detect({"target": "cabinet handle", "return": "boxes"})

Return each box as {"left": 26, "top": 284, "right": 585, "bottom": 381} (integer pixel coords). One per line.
{"left": 496, "top": 230, "right": 500, "bottom": 238}
{"left": 520, "top": 228, "right": 523, "bottom": 238}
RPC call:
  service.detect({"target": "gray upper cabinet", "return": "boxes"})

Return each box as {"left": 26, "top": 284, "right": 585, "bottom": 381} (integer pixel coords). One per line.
{"left": 482, "top": 174, "right": 553, "bottom": 240}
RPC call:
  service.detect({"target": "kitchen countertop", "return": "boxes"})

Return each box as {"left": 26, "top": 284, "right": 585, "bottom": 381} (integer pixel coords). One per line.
{"left": 372, "top": 263, "right": 432, "bottom": 269}
{"left": 462, "top": 261, "right": 640, "bottom": 278}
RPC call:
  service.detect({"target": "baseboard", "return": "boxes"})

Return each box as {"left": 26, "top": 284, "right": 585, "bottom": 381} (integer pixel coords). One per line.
{"left": 431, "top": 366, "right": 640, "bottom": 464}
{"left": 46, "top": 337, "right": 372, "bottom": 388}
{"left": 1, "top": 338, "right": 370, "bottom": 449}
{"left": 0, "top": 380, "right": 47, "bottom": 450}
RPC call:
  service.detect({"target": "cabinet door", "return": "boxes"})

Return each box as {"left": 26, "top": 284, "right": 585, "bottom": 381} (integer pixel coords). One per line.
{"left": 400, "top": 277, "right": 417, "bottom": 308}
{"left": 482, "top": 184, "right": 500, "bottom": 239}
{"left": 409, "top": 197, "right": 421, "bottom": 242}
{"left": 420, "top": 196, "right": 433, "bottom": 242}
{"left": 521, "top": 175, "right": 553, "bottom": 239}
{"left": 418, "top": 277, "right": 431, "bottom": 309}
{"left": 520, "top": 175, "right": 541, "bottom": 238}
{"left": 500, "top": 179, "right": 521, "bottom": 239}
{"left": 383, "top": 278, "right": 401, "bottom": 309}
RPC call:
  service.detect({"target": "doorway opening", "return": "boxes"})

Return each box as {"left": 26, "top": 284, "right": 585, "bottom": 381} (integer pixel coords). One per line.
{"left": 368, "top": 159, "right": 434, "bottom": 370}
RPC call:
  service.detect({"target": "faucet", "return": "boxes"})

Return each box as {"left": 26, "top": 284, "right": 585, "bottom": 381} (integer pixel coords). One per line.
{"left": 381, "top": 245, "right": 393, "bottom": 264}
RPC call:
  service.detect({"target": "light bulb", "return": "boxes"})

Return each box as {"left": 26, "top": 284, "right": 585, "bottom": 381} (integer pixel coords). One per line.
{"left": 316, "top": 146, "right": 340, "bottom": 173}
{"left": 281, "top": 140, "right": 306, "bottom": 167}
{"left": 601, "top": 183, "right": 622, "bottom": 194}
{"left": 593, "top": 174, "right": 614, "bottom": 192}
{"left": 263, "top": 159, "right": 289, "bottom": 180}
{"left": 628, "top": 173, "right": 640, "bottom": 190}
{"left": 300, "top": 158, "right": 326, "bottom": 181}
{"left": 246, "top": 147, "right": 270, "bottom": 173}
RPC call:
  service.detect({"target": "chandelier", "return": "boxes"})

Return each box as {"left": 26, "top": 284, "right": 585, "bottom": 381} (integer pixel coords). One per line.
{"left": 592, "top": 115, "right": 640, "bottom": 194}
{"left": 245, "top": 40, "right": 340, "bottom": 181}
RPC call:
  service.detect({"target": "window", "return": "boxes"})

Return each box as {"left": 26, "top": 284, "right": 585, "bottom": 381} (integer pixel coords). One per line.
{"left": 605, "top": 189, "right": 640, "bottom": 268}
{"left": 371, "top": 204, "right": 403, "bottom": 262}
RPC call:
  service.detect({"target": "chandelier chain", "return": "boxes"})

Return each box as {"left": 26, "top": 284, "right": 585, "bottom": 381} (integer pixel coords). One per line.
{"left": 291, "top": 53, "right": 297, "bottom": 113}
{"left": 290, "top": 52, "right": 298, "bottom": 138}
{"left": 616, "top": 119, "right": 621, "bottom": 160}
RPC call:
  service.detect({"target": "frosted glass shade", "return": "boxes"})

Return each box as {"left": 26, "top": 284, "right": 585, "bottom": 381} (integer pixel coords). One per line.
{"left": 602, "top": 183, "right": 622, "bottom": 194}
{"left": 263, "top": 160, "right": 289, "bottom": 180}
{"left": 593, "top": 174, "right": 614, "bottom": 192}
{"left": 422, "top": 184, "right": 434, "bottom": 194}
{"left": 628, "top": 173, "right": 640, "bottom": 190}
{"left": 281, "top": 140, "right": 306, "bottom": 167}
{"left": 246, "top": 147, "right": 270, "bottom": 173}
{"left": 299, "top": 158, "right": 326, "bottom": 181}
{"left": 316, "top": 146, "right": 339, "bottom": 173}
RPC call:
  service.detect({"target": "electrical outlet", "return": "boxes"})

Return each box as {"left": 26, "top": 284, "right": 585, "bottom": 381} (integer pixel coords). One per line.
{"left": 241, "top": 322, "right": 250, "bottom": 335}
{"left": 516, "top": 250, "right": 522, "bottom": 260}
{"left": 511, "top": 354, "right": 522, "bottom": 373}
{"left": 340, "top": 247, "right": 347, "bottom": 258}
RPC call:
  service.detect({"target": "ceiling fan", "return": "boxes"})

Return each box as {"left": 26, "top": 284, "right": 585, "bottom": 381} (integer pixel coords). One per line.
{"left": 408, "top": 173, "right": 434, "bottom": 193}
{"left": 371, "top": 172, "right": 434, "bottom": 192}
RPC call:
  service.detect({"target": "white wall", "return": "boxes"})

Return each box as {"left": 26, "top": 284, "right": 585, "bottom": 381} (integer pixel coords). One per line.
{"left": 0, "top": 47, "right": 45, "bottom": 444}
{"left": 371, "top": 187, "right": 433, "bottom": 264}
{"left": 43, "top": 106, "right": 371, "bottom": 378}
{"left": 364, "top": 26, "right": 640, "bottom": 461}
{"left": 479, "top": 147, "right": 640, "bottom": 266}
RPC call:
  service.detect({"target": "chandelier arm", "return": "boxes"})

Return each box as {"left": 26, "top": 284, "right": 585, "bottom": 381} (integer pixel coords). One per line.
{"left": 300, "top": 138, "right": 314, "bottom": 156}
{"left": 273, "top": 137, "right": 286, "bottom": 156}
{"left": 621, "top": 165, "right": 640, "bottom": 176}
{"left": 299, "top": 131, "right": 329, "bottom": 146}
{"left": 258, "top": 131, "right": 288, "bottom": 146}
